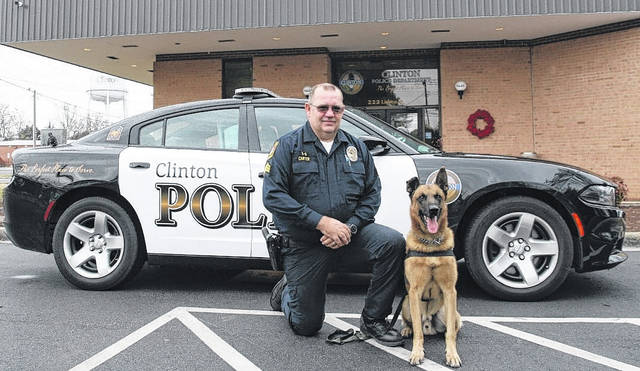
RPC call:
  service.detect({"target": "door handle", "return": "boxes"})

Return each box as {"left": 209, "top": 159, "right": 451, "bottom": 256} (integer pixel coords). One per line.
{"left": 129, "top": 162, "right": 150, "bottom": 169}
{"left": 258, "top": 172, "right": 265, "bottom": 178}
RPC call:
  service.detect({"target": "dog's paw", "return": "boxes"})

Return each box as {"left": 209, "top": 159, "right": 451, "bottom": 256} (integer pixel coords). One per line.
{"left": 446, "top": 351, "right": 462, "bottom": 368}
{"left": 400, "top": 326, "right": 412, "bottom": 338}
{"left": 409, "top": 349, "right": 424, "bottom": 365}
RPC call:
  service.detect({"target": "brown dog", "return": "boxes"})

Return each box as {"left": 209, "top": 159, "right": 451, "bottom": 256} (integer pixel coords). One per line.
{"left": 401, "top": 167, "right": 462, "bottom": 367}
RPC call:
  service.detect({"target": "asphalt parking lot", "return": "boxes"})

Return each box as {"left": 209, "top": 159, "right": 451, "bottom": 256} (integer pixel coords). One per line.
{"left": 1, "top": 242, "right": 639, "bottom": 371}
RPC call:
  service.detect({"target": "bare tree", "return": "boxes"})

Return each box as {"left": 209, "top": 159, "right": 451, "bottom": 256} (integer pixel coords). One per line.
{"left": 58, "top": 105, "right": 84, "bottom": 138}
{"left": 71, "top": 113, "right": 110, "bottom": 139}
{"left": 0, "top": 104, "right": 21, "bottom": 140}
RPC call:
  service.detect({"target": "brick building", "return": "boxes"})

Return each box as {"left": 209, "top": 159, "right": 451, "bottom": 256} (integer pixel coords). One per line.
{"left": 1, "top": 1, "right": 639, "bottom": 204}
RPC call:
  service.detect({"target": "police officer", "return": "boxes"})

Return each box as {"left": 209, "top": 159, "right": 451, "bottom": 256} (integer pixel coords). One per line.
{"left": 47, "top": 132, "right": 58, "bottom": 147}
{"left": 262, "top": 83, "right": 405, "bottom": 346}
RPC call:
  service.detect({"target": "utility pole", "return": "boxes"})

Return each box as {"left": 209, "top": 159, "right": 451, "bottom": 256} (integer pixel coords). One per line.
{"left": 30, "top": 89, "right": 36, "bottom": 147}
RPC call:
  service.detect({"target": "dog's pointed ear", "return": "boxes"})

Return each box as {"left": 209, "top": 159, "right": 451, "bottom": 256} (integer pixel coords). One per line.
{"left": 435, "top": 167, "right": 449, "bottom": 197}
{"left": 406, "top": 177, "right": 420, "bottom": 198}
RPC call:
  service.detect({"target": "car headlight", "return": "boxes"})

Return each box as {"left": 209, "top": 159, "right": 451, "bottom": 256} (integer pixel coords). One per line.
{"left": 579, "top": 185, "right": 616, "bottom": 206}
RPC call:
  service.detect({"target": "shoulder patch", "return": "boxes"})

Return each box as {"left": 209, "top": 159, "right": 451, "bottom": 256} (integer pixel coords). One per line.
{"left": 267, "top": 141, "right": 279, "bottom": 160}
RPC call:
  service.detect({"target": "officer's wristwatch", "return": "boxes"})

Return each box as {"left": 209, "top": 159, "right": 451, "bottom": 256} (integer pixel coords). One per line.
{"left": 347, "top": 223, "right": 358, "bottom": 235}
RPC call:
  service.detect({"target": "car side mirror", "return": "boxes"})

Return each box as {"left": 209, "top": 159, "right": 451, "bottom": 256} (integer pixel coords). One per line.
{"left": 359, "top": 135, "right": 390, "bottom": 156}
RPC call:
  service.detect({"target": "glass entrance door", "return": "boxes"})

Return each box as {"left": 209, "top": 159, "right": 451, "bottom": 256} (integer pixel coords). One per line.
{"left": 365, "top": 108, "right": 441, "bottom": 149}
{"left": 388, "top": 109, "right": 420, "bottom": 138}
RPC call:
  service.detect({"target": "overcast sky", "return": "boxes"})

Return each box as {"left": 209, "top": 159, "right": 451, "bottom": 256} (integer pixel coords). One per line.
{"left": 0, "top": 44, "right": 153, "bottom": 130}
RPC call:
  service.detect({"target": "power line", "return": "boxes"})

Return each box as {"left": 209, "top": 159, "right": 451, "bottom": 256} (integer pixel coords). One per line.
{"left": 0, "top": 76, "right": 125, "bottom": 121}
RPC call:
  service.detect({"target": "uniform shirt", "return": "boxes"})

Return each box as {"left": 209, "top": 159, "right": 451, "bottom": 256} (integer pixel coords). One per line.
{"left": 262, "top": 121, "right": 381, "bottom": 243}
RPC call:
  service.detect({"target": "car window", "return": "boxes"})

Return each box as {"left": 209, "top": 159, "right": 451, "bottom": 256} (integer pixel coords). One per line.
{"left": 340, "top": 119, "right": 369, "bottom": 138}
{"left": 254, "top": 106, "right": 371, "bottom": 152}
{"left": 349, "top": 108, "right": 439, "bottom": 154}
{"left": 165, "top": 109, "right": 239, "bottom": 150}
{"left": 139, "top": 121, "right": 164, "bottom": 147}
{"left": 255, "top": 107, "right": 305, "bottom": 151}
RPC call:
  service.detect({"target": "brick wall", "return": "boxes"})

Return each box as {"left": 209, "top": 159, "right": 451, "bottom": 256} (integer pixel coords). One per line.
{"left": 532, "top": 28, "right": 640, "bottom": 200}
{"left": 0, "top": 145, "right": 30, "bottom": 166}
{"left": 153, "top": 54, "right": 330, "bottom": 107}
{"left": 621, "top": 203, "right": 640, "bottom": 232}
{"left": 440, "top": 47, "right": 535, "bottom": 156}
{"left": 441, "top": 27, "right": 640, "bottom": 200}
{"left": 153, "top": 59, "right": 222, "bottom": 108}
{"left": 253, "top": 54, "right": 331, "bottom": 98}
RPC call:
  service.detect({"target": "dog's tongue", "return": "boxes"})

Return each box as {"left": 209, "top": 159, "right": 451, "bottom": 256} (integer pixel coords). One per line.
{"left": 427, "top": 217, "right": 439, "bottom": 233}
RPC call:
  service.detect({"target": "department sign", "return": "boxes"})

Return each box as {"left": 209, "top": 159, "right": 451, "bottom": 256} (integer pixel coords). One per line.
{"left": 339, "top": 70, "right": 364, "bottom": 95}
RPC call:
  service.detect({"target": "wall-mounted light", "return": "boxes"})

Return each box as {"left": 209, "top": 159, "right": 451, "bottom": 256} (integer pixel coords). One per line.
{"left": 454, "top": 81, "right": 467, "bottom": 99}
{"left": 302, "top": 86, "right": 312, "bottom": 98}
{"left": 14, "top": 1, "right": 26, "bottom": 8}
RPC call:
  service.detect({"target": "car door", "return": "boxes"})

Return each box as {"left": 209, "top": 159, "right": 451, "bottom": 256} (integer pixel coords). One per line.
{"left": 247, "top": 105, "right": 416, "bottom": 259}
{"left": 119, "top": 106, "right": 253, "bottom": 257}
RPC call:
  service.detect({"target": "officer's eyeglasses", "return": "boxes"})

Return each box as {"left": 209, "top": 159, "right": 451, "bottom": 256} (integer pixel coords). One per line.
{"left": 309, "top": 103, "right": 345, "bottom": 114}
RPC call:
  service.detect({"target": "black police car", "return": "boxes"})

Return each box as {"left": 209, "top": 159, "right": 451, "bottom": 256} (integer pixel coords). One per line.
{"left": 3, "top": 88, "right": 627, "bottom": 300}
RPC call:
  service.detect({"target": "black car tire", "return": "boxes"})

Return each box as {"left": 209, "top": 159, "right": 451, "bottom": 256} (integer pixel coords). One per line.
{"left": 53, "top": 197, "right": 144, "bottom": 290}
{"left": 464, "top": 196, "right": 573, "bottom": 301}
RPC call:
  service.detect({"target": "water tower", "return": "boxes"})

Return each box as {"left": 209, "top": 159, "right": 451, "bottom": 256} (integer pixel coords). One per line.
{"left": 87, "top": 76, "right": 128, "bottom": 122}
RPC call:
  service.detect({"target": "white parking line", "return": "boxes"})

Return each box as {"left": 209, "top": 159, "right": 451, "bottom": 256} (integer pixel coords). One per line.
{"left": 69, "top": 308, "right": 179, "bottom": 371}
{"left": 9, "top": 275, "right": 38, "bottom": 279}
{"left": 174, "top": 309, "right": 260, "bottom": 370}
{"left": 71, "top": 308, "right": 640, "bottom": 370}
{"left": 466, "top": 318, "right": 640, "bottom": 371}
{"left": 324, "top": 315, "right": 450, "bottom": 371}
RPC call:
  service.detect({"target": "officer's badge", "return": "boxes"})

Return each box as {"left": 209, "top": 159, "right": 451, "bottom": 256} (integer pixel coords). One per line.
{"left": 267, "top": 141, "right": 279, "bottom": 160}
{"left": 346, "top": 146, "right": 358, "bottom": 162}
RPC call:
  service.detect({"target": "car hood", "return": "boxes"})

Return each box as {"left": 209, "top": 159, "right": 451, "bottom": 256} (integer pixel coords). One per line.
{"left": 433, "top": 151, "right": 612, "bottom": 186}
{"left": 409, "top": 151, "right": 614, "bottom": 207}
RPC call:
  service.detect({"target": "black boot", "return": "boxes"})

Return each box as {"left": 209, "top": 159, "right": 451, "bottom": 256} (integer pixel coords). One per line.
{"left": 359, "top": 314, "right": 404, "bottom": 347}
{"left": 270, "top": 274, "right": 287, "bottom": 311}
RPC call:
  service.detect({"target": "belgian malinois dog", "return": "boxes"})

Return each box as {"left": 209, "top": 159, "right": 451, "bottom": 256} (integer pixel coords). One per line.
{"left": 401, "top": 167, "right": 462, "bottom": 367}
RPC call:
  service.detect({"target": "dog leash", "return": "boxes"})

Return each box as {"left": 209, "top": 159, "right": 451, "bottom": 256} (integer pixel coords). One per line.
{"left": 327, "top": 248, "right": 454, "bottom": 345}
{"left": 327, "top": 295, "right": 407, "bottom": 345}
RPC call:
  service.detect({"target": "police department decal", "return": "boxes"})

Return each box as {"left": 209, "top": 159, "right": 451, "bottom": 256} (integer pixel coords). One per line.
{"left": 426, "top": 169, "right": 462, "bottom": 204}
{"left": 339, "top": 70, "right": 364, "bottom": 95}
{"left": 346, "top": 146, "right": 358, "bottom": 162}
{"left": 106, "top": 125, "right": 123, "bottom": 141}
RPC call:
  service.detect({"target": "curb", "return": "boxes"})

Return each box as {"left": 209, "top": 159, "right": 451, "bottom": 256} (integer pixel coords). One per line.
{"left": 624, "top": 232, "right": 640, "bottom": 248}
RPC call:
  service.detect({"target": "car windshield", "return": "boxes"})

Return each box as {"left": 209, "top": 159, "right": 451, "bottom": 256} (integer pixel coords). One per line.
{"left": 348, "top": 108, "right": 439, "bottom": 154}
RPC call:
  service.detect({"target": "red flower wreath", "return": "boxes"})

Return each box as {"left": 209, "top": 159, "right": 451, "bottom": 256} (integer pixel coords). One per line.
{"left": 467, "top": 109, "right": 495, "bottom": 139}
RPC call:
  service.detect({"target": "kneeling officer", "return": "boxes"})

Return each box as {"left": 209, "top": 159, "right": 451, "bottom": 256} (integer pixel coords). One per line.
{"left": 262, "top": 83, "right": 405, "bottom": 346}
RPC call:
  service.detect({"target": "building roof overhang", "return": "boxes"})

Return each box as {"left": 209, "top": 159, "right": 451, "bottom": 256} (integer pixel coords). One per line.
{"left": 1, "top": 0, "right": 638, "bottom": 85}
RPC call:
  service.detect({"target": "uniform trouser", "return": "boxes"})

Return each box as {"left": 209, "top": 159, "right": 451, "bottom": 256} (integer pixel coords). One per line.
{"left": 280, "top": 223, "right": 405, "bottom": 336}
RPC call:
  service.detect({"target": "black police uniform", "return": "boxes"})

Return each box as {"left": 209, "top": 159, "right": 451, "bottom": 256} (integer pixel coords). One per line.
{"left": 262, "top": 121, "right": 405, "bottom": 336}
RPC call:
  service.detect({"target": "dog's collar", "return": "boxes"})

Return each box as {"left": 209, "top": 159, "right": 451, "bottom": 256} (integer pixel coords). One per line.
{"left": 419, "top": 236, "right": 442, "bottom": 246}
{"left": 406, "top": 249, "right": 455, "bottom": 258}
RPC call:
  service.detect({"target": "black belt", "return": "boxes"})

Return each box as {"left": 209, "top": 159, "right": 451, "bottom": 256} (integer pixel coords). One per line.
{"left": 405, "top": 249, "right": 455, "bottom": 258}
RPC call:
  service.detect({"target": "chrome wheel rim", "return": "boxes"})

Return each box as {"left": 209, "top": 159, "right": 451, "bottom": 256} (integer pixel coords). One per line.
{"left": 63, "top": 210, "right": 125, "bottom": 279}
{"left": 482, "top": 212, "right": 559, "bottom": 289}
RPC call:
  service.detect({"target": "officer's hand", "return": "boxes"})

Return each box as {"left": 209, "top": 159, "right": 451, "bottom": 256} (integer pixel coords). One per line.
{"left": 320, "top": 234, "right": 346, "bottom": 249}
{"left": 317, "top": 216, "right": 351, "bottom": 249}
